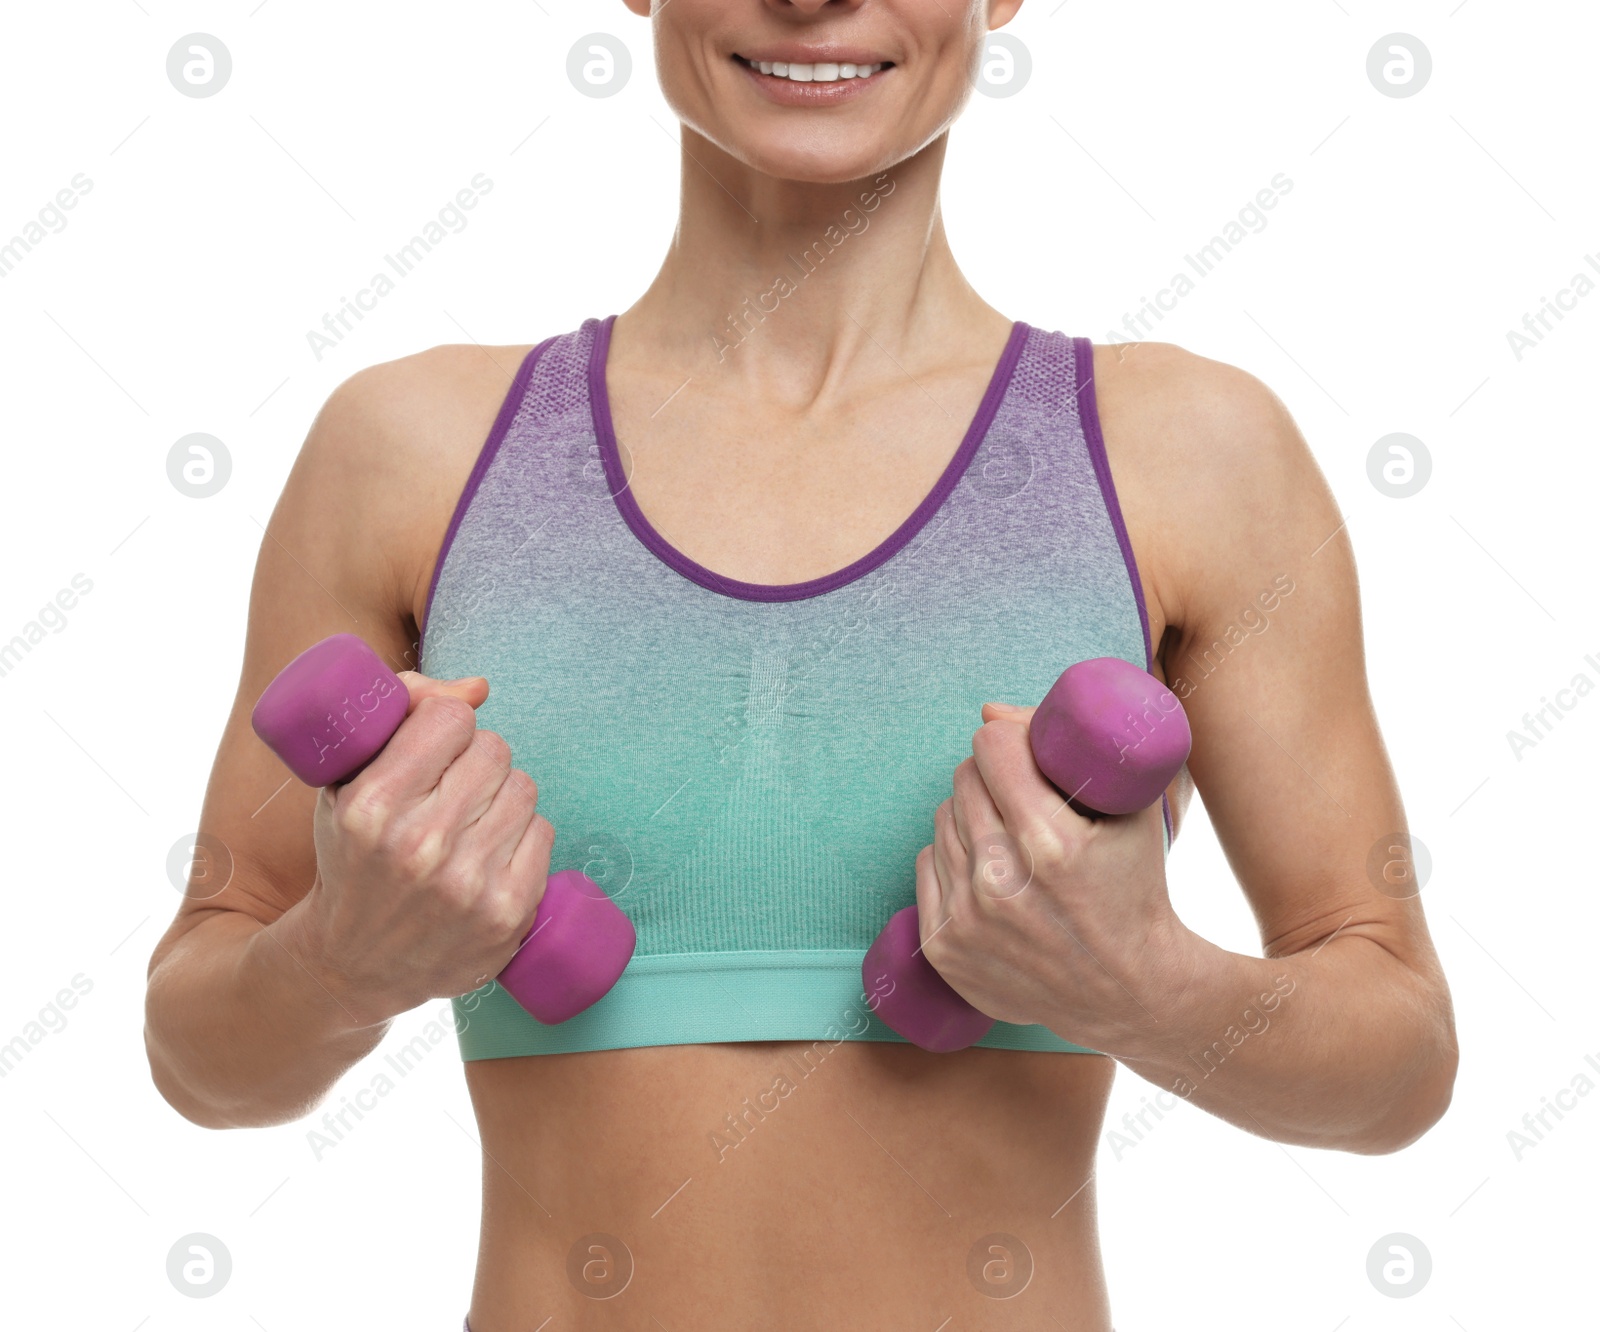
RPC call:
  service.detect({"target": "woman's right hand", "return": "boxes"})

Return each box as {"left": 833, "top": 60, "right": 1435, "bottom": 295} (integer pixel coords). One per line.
{"left": 284, "top": 671, "right": 555, "bottom": 1028}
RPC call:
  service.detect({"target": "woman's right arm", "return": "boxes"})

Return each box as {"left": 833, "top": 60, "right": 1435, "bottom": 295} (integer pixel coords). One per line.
{"left": 144, "top": 353, "right": 549, "bottom": 1129}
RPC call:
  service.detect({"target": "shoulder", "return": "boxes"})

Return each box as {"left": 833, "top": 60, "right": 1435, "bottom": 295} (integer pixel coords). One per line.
{"left": 290, "top": 343, "right": 541, "bottom": 632}
{"left": 1086, "top": 340, "right": 1341, "bottom": 635}
{"left": 1088, "top": 340, "right": 1313, "bottom": 505}
{"left": 308, "top": 342, "right": 534, "bottom": 480}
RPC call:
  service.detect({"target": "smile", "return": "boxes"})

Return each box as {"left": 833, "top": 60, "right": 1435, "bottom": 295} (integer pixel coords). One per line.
{"left": 735, "top": 54, "right": 891, "bottom": 84}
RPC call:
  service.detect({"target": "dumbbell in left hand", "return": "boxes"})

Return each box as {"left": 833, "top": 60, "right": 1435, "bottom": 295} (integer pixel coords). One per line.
{"left": 862, "top": 656, "right": 1191, "bottom": 1052}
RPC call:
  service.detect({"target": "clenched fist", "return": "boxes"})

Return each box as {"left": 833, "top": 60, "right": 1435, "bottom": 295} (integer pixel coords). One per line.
{"left": 284, "top": 671, "right": 554, "bottom": 1027}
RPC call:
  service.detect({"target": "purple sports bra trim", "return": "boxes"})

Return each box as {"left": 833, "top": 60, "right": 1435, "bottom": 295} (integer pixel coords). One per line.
{"left": 416, "top": 336, "right": 558, "bottom": 658}
{"left": 588, "top": 313, "right": 1032, "bottom": 604}
{"left": 1071, "top": 335, "right": 1174, "bottom": 845}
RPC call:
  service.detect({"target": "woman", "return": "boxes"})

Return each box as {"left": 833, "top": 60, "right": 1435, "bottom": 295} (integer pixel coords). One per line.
{"left": 144, "top": 2, "right": 1458, "bottom": 1327}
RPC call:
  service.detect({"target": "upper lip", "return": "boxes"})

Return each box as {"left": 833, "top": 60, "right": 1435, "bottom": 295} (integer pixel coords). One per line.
{"left": 733, "top": 46, "right": 893, "bottom": 66}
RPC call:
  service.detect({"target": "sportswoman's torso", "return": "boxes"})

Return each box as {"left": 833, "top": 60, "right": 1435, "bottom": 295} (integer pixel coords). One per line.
{"left": 382, "top": 308, "right": 1190, "bottom": 1328}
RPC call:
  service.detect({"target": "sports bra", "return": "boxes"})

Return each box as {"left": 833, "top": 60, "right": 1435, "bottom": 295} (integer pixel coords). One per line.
{"left": 418, "top": 314, "right": 1170, "bottom": 1059}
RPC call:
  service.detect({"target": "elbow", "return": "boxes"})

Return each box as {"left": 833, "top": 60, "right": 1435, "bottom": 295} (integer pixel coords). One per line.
{"left": 144, "top": 1023, "right": 241, "bottom": 1131}
{"left": 1354, "top": 1053, "right": 1457, "bottom": 1155}
{"left": 143, "top": 959, "right": 234, "bottom": 1130}
{"left": 1352, "top": 1006, "right": 1460, "bottom": 1156}
{"left": 143, "top": 933, "right": 280, "bottom": 1131}
{"left": 143, "top": 935, "right": 236, "bottom": 1129}
{"left": 143, "top": 1009, "right": 333, "bottom": 1133}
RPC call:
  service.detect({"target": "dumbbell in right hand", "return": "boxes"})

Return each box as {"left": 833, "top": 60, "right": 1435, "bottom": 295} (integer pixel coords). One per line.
{"left": 250, "top": 633, "right": 636, "bottom": 1025}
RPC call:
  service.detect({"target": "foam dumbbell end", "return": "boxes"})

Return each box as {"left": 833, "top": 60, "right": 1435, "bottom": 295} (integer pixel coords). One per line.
{"left": 498, "top": 869, "right": 639, "bottom": 1025}
{"left": 861, "top": 904, "right": 996, "bottom": 1053}
{"left": 251, "top": 633, "right": 635, "bottom": 1025}
{"left": 250, "top": 634, "right": 410, "bottom": 786}
{"left": 1030, "top": 656, "right": 1192, "bottom": 817}
{"left": 864, "top": 656, "right": 1191, "bottom": 1053}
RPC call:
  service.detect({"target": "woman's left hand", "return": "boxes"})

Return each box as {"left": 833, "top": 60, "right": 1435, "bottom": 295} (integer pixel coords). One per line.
{"left": 913, "top": 701, "right": 1195, "bottom": 1049}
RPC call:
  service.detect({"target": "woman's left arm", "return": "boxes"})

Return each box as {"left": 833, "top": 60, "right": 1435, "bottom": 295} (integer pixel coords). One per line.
{"left": 919, "top": 345, "right": 1458, "bottom": 1155}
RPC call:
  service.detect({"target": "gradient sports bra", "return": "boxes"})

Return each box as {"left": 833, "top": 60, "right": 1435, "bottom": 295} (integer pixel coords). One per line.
{"left": 418, "top": 315, "right": 1170, "bottom": 1060}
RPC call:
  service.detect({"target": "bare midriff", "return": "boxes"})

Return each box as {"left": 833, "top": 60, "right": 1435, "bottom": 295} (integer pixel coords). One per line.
{"left": 465, "top": 1043, "right": 1115, "bottom": 1329}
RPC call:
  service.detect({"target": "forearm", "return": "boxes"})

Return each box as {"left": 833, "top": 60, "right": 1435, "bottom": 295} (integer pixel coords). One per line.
{"left": 144, "top": 903, "right": 389, "bottom": 1130}
{"left": 1078, "top": 927, "right": 1458, "bottom": 1154}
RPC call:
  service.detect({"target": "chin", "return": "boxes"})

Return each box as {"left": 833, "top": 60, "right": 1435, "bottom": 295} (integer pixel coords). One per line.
{"left": 743, "top": 149, "right": 897, "bottom": 186}
{"left": 683, "top": 118, "right": 908, "bottom": 186}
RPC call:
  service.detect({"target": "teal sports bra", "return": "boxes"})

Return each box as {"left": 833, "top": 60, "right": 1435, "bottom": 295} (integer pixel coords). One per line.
{"left": 418, "top": 315, "right": 1169, "bottom": 1059}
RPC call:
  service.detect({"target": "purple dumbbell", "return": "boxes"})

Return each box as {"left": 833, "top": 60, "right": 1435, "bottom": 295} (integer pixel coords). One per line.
{"left": 862, "top": 656, "right": 1191, "bottom": 1053}
{"left": 250, "top": 633, "right": 636, "bottom": 1025}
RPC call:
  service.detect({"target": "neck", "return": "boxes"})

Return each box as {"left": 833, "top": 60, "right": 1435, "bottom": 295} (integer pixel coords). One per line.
{"left": 613, "top": 127, "right": 1005, "bottom": 406}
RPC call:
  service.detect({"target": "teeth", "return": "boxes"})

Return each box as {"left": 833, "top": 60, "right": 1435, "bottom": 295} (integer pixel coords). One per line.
{"left": 749, "top": 57, "right": 884, "bottom": 83}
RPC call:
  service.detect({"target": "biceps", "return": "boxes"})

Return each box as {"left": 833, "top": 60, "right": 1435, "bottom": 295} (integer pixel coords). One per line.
{"left": 167, "top": 393, "right": 417, "bottom": 938}
{"left": 1171, "top": 531, "right": 1413, "bottom": 956}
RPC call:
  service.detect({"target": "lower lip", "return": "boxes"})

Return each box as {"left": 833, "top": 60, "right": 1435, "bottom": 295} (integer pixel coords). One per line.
{"left": 735, "top": 57, "right": 890, "bottom": 106}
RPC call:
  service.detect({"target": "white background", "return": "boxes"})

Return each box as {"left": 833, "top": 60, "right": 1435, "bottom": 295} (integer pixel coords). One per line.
{"left": 1, "top": 1, "right": 1594, "bottom": 1328}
